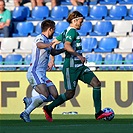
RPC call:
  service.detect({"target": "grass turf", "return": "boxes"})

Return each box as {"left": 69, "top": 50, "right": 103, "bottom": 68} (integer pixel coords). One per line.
{"left": 0, "top": 114, "right": 133, "bottom": 133}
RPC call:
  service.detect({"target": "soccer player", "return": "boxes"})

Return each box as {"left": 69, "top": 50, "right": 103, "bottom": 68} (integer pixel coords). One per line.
{"left": 20, "top": 19, "right": 65, "bottom": 122}
{"left": 43, "top": 11, "right": 113, "bottom": 122}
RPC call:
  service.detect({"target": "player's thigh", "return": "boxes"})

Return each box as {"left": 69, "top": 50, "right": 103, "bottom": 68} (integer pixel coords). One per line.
{"left": 65, "top": 89, "right": 75, "bottom": 100}
{"left": 79, "top": 66, "right": 96, "bottom": 85}
{"left": 62, "top": 67, "right": 79, "bottom": 90}
{"left": 35, "top": 83, "right": 49, "bottom": 97}
{"left": 27, "top": 71, "right": 45, "bottom": 87}
{"left": 44, "top": 77, "right": 58, "bottom": 98}
{"left": 90, "top": 76, "right": 101, "bottom": 87}
{"left": 48, "top": 85, "right": 58, "bottom": 99}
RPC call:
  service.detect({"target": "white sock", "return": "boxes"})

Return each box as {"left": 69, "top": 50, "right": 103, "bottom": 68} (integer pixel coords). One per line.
{"left": 25, "top": 94, "right": 47, "bottom": 114}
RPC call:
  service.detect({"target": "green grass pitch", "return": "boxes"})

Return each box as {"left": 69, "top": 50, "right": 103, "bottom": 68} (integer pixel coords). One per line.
{"left": 0, "top": 114, "right": 133, "bottom": 133}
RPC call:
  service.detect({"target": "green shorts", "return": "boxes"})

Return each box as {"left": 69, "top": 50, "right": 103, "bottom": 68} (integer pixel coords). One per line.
{"left": 62, "top": 65, "right": 96, "bottom": 90}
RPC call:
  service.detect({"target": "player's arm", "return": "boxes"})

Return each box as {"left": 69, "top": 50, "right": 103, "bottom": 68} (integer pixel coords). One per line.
{"left": 36, "top": 37, "right": 62, "bottom": 50}
{"left": 64, "top": 41, "right": 80, "bottom": 57}
{"left": 64, "top": 29, "right": 80, "bottom": 56}
{"left": 48, "top": 38, "right": 60, "bottom": 70}
{"left": 64, "top": 41, "right": 86, "bottom": 64}
{"left": 50, "top": 48, "right": 66, "bottom": 56}
{"left": 49, "top": 47, "right": 65, "bottom": 70}
{"left": 47, "top": 55, "right": 55, "bottom": 71}
{"left": 36, "top": 42, "right": 53, "bottom": 49}
{"left": 35, "top": 36, "right": 53, "bottom": 49}
{"left": 65, "top": 29, "right": 86, "bottom": 64}
{"left": 48, "top": 35, "right": 63, "bottom": 70}
{"left": 48, "top": 45, "right": 65, "bottom": 70}
{"left": 52, "top": 38, "right": 61, "bottom": 48}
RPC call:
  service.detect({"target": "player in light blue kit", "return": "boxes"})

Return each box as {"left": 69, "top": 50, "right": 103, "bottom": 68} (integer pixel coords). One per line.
{"left": 20, "top": 20, "right": 65, "bottom": 122}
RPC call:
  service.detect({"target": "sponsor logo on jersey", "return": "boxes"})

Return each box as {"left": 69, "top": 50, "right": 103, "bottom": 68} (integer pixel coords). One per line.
{"left": 66, "top": 36, "right": 72, "bottom": 40}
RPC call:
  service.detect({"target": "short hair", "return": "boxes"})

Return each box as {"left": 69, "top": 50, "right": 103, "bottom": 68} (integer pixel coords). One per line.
{"left": 66, "top": 11, "right": 83, "bottom": 23}
{"left": 41, "top": 19, "right": 55, "bottom": 32}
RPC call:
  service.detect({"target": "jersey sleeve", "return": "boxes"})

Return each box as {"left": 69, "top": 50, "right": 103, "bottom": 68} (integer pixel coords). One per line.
{"left": 56, "top": 29, "right": 77, "bottom": 43}
{"left": 65, "top": 29, "right": 77, "bottom": 43}
{"left": 35, "top": 36, "right": 44, "bottom": 43}
{"left": 56, "top": 33, "right": 64, "bottom": 42}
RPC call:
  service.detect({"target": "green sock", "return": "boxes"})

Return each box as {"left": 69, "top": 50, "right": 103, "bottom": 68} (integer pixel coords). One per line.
{"left": 93, "top": 87, "right": 101, "bottom": 114}
{"left": 48, "top": 93, "right": 67, "bottom": 112}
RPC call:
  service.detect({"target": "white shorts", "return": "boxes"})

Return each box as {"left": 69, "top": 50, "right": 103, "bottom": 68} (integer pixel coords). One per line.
{"left": 27, "top": 71, "right": 54, "bottom": 88}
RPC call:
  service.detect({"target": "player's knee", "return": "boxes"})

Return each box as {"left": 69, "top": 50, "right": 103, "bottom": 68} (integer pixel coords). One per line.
{"left": 52, "top": 93, "right": 58, "bottom": 99}
{"left": 95, "top": 80, "right": 101, "bottom": 88}
{"left": 93, "top": 80, "right": 101, "bottom": 88}
{"left": 42, "top": 94, "right": 49, "bottom": 98}
{"left": 90, "top": 77, "right": 101, "bottom": 88}
{"left": 65, "top": 90, "right": 75, "bottom": 100}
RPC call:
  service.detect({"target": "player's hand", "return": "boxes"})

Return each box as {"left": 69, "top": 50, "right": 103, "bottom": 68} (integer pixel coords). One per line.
{"left": 47, "top": 61, "right": 54, "bottom": 71}
{"left": 52, "top": 39, "right": 61, "bottom": 48}
{"left": 77, "top": 55, "right": 86, "bottom": 64}
{"left": 49, "top": 42, "right": 55, "bottom": 47}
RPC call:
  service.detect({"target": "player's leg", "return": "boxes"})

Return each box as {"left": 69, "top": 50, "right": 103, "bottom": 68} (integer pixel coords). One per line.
{"left": 20, "top": 72, "right": 49, "bottom": 122}
{"left": 20, "top": 83, "right": 49, "bottom": 122}
{"left": 90, "top": 76, "right": 101, "bottom": 114}
{"left": 23, "top": 83, "right": 49, "bottom": 109}
{"left": 23, "top": 97, "right": 32, "bottom": 109}
{"left": 43, "top": 89, "right": 75, "bottom": 122}
{"left": 90, "top": 76, "right": 113, "bottom": 119}
{"left": 25, "top": 84, "right": 49, "bottom": 113}
{"left": 47, "top": 85, "right": 58, "bottom": 101}
{"left": 45, "top": 77, "right": 75, "bottom": 102}
{"left": 43, "top": 67, "right": 78, "bottom": 122}
{"left": 47, "top": 67, "right": 77, "bottom": 111}
{"left": 79, "top": 66, "right": 102, "bottom": 112}
{"left": 44, "top": 78, "right": 59, "bottom": 102}
{"left": 45, "top": 89, "right": 75, "bottom": 111}
{"left": 79, "top": 66, "right": 113, "bottom": 119}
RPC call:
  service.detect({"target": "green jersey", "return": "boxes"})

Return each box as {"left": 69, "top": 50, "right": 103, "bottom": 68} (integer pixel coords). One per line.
{"left": 56, "top": 27, "right": 95, "bottom": 91}
{"left": 56, "top": 27, "right": 83, "bottom": 67}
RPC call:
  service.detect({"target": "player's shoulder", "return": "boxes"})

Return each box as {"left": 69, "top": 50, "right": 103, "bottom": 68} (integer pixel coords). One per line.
{"left": 35, "top": 34, "right": 45, "bottom": 43}
{"left": 68, "top": 28, "right": 76, "bottom": 32}
{"left": 67, "top": 28, "right": 77, "bottom": 35}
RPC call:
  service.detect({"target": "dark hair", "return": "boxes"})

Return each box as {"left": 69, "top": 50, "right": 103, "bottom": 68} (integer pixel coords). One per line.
{"left": 66, "top": 11, "right": 83, "bottom": 23}
{"left": 41, "top": 19, "right": 55, "bottom": 32}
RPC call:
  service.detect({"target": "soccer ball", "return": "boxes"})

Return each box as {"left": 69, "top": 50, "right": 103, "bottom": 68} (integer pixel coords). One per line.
{"left": 102, "top": 107, "right": 115, "bottom": 121}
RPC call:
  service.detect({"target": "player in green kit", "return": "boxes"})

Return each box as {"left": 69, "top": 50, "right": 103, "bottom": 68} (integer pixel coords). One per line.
{"left": 43, "top": 11, "right": 113, "bottom": 122}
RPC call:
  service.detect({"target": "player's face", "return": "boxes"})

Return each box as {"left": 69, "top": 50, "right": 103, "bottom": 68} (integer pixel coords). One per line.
{"left": 49, "top": 27, "right": 55, "bottom": 39}
{"left": 75, "top": 18, "right": 83, "bottom": 30}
